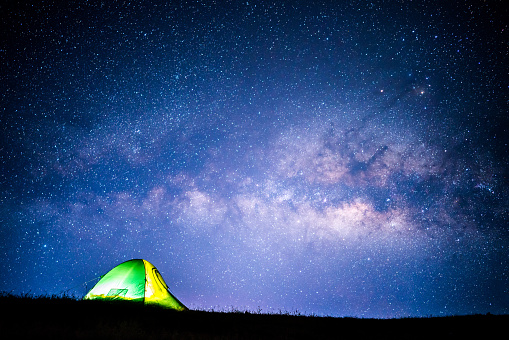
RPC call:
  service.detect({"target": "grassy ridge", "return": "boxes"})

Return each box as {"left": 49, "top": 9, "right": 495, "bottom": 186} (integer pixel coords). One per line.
{"left": 0, "top": 293, "right": 505, "bottom": 339}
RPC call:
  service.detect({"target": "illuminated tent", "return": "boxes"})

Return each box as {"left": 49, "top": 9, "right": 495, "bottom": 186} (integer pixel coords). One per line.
{"left": 83, "top": 259, "right": 187, "bottom": 310}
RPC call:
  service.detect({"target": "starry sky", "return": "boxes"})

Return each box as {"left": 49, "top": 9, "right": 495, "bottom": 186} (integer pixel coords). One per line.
{"left": 1, "top": 0, "right": 508, "bottom": 318}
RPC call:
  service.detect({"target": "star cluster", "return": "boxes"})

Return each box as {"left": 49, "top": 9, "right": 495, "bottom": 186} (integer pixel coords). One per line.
{"left": 1, "top": 1, "right": 508, "bottom": 318}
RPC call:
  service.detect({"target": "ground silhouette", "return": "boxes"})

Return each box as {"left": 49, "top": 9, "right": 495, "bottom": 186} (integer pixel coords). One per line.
{"left": 0, "top": 293, "right": 505, "bottom": 339}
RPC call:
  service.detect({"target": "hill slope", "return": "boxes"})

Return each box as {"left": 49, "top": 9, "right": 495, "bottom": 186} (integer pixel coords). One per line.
{"left": 1, "top": 294, "right": 506, "bottom": 339}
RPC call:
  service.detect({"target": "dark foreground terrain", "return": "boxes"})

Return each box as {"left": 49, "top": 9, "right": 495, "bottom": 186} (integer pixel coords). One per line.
{"left": 1, "top": 294, "right": 506, "bottom": 339}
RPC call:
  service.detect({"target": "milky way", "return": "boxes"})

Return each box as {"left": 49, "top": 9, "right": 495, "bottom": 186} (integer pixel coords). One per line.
{"left": 1, "top": 1, "right": 508, "bottom": 318}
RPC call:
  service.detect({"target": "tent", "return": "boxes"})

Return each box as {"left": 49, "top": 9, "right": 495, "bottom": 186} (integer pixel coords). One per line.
{"left": 83, "top": 259, "right": 187, "bottom": 310}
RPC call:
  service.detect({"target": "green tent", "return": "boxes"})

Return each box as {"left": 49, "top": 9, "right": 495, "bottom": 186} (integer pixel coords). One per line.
{"left": 83, "top": 259, "right": 187, "bottom": 310}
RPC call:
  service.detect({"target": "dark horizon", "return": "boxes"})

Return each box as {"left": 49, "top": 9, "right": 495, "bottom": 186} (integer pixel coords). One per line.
{"left": 1, "top": 294, "right": 507, "bottom": 339}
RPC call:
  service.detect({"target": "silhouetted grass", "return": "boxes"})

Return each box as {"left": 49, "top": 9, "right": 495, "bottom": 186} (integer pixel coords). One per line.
{"left": 0, "top": 292, "right": 506, "bottom": 339}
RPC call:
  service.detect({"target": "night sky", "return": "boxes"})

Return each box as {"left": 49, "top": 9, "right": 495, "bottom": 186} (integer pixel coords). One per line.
{"left": 1, "top": 1, "right": 508, "bottom": 318}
